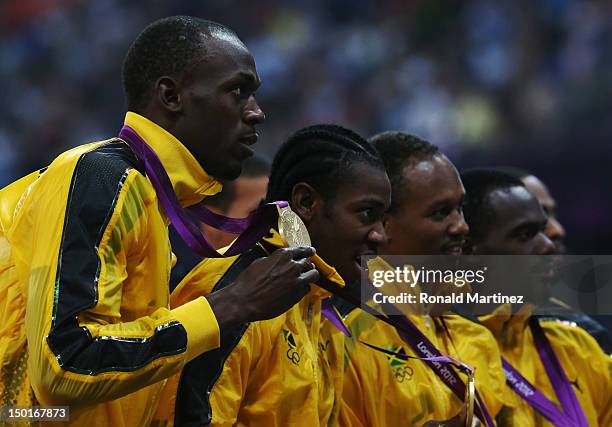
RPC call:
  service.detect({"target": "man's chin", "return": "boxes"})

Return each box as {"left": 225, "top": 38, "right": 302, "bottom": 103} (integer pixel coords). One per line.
{"left": 224, "top": 165, "right": 243, "bottom": 181}
{"left": 208, "top": 162, "right": 243, "bottom": 181}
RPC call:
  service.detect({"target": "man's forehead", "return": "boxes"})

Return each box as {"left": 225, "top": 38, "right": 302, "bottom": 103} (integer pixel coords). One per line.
{"left": 522, "top": 175, "right": 555, "bottom": 209}
{"left": 402, "top": 157, "right": 462, "bottom": 198}
{"left": 198, "top": 35, "right": 256, "bottom": 75}
{"left": 489, "top": 186, "right": 544, "bottom": 223}
{"left": 203, "top": 28, "right": 249, "bottom": 52}
{"left": 351, "top": 190, "right": 388, "bottom": 204}
{"left": 489, "top": 185, "right": 531, "bottom": 204}
{"left": 342, "top": 166, "right": 390, "bottom": 206}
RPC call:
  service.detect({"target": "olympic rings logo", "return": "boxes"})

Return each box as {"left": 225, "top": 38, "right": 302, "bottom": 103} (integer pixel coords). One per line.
{"left": 286, "top": 348, "right": 301, "bottom": 365}
{"left": 393, "top": 365, "right": 414, "bottom": 383}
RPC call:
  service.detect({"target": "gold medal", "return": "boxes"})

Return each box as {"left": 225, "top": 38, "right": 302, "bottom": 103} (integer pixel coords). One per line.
{"left": 277, "top": 205, "right": 311, "bottom": 247}
{"left": 464, "top": 368, "right": 476, "bottom": 427}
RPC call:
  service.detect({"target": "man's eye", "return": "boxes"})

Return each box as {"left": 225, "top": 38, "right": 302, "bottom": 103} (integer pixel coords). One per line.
{"left": 517, "top": 228, "right": 537, "bottom": 242}
{"left": 360, "top": 209, "right": 380, "bottom": 223}
{"left": 431, "top": 209, "right": 450, "bottom": 221}
{"left": 231, "top": 86, "right": 252, "bottom": 100}
{"left": 361, "top": 209, "right": 374, "bottom": 220}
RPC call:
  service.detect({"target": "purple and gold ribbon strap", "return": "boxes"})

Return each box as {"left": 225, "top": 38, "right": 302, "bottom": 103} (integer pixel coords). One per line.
{"left": 119, "top": 125, "right": 285, "bottom": 258}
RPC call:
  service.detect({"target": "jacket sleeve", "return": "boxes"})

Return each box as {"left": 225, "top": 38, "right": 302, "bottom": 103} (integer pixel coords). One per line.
{"left": 26, "top": 149, "right": 220, "bottom": 406}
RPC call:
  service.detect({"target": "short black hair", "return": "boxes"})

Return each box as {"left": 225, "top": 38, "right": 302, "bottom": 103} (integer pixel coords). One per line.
{"left": 461, "top": 169, "right": 525, "bottom": 241}
{"left": 494, "top": 166, "right": 532, "bottom": 180}
{"left": 369, "top": 131, "right": 440, "bottom": 211}
{"left": 266, "top": 124, "right": 384, "bottom": 207}
{"left": 122, "top": 16, "right": 239, "bottom": 111}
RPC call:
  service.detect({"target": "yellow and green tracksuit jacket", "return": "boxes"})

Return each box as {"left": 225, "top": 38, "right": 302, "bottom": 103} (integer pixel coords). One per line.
{"left": 160, "top": 230, "right": 346, "bottom": 427}
{"left": 480, "top": 304, "right": 612, "bottom": 426}
{"left": 340, "top": 259, "right": 510, "bottom": 426}
{"left": 0, "top": 112, "right": 222, "bottom": 426}
{"left": 340, "top": 310, "right": 510, "bottom": 426}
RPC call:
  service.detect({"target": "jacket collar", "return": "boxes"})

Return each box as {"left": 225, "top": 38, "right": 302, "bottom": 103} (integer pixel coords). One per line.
{"left": 479, "top": 303, "right": 536, "bottom": 348}
{"left": 124, "top": 112, "right": 222, "bottom": 207}
{"left": 367, "top": 257, "right": 425, "bottom": 315}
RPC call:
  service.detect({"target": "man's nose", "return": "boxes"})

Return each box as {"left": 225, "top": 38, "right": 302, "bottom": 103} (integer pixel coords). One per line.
{"left": 368, "top": 222, "right": 388, "bottom": 246}
{"left": 545, "top": 217, "right": 566, "bottom": 243}
{"left": 243, "top": 97, "right": 265, "bottom": 125}
{"left": 537, "top": 233, "right": 556, "bottom": 255}
{"left": 448, "top": 211, "right": 469, "bottom": 237}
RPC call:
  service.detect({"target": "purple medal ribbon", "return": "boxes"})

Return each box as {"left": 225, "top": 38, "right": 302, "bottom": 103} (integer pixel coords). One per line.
{"left": 322, "top": 300, "right": 469, "bottom": 365}
{"left": 321, "top": 299, "right": 494, "bottom": 426}
{"left": 530, "top": 318, "right": 589, "bottom": 427}
{"left": 501, "top": 318, "right": 588, "bottom": 427}
{"left": 118, "top": 125, "right": 285, "bottom": 258}
{"left": 502, "top": 360, "right": 573, "bottom": 427}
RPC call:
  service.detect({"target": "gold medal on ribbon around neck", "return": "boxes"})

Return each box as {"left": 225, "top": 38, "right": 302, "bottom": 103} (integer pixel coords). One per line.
{"left": 277, "top": 205, "right": 311, "bottom": 247}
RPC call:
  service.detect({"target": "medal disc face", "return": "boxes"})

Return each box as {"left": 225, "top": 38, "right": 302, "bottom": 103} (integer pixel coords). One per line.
{"left": 278, "top": 206, "right": 311, "bottom": 247}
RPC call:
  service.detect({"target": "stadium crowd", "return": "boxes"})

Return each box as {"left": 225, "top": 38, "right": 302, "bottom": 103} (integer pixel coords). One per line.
{"left": 1, "top": 0, "right": 612, "bottom": 252}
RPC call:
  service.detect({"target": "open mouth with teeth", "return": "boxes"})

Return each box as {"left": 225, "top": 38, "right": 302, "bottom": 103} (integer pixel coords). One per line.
{"left": 239, "top": 133, "right": 259, "bottom": 145}
{"left": 444, "top": 246, "right": 463, "bottom": 255}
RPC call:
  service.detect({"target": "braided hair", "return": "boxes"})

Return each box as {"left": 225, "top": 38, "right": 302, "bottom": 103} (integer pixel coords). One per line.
{"left": 266, "top": 124, "right": 384, "bottom": 209}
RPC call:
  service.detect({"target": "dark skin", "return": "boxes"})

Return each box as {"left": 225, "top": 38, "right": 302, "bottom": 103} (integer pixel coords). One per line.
{"left": 423, "top": 186, "right": 554, "bottom": 426}
{"left": 382, "top": 155, "right": 468, "bottom": 426}
{"left": 468, "top": 186, "right": 555, "bottom": 256}
{"left": 292, "top": 162, "right": 391, "bottom": 287}
{"left": 207, "top": 246, "right": 319, "bottom": 327}
{"left": 381, "top": 154, "right": 469, "bottom": 318}
{"left": 467, "top": 185, "right": 555, "bottom": 306}
{"left": 521, "top": 175, "right": 566, "bottom": 254}
{"left": 140, "top": 34, "right": 265, "bottom": 180}
{"left": 212, "top": 163, "right": 391, "bottom": 328}
{"left": 383, "top": 154, "right": 468, "bottom": 256}
{"left": 137, "top": 32, "right": 317, "bottom": 329}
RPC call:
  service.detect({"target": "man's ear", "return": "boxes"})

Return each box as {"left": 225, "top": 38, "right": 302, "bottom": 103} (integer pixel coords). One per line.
{"left": 291, "top": 182, "right": 323, "bottom": 223}
{"left": 156, "top": 76, "right": 183, "bottom": 113}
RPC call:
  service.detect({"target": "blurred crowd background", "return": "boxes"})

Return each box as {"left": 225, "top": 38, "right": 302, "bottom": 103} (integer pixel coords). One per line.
{"left": 1, "top": 0, "right": 611, "bottom": 253}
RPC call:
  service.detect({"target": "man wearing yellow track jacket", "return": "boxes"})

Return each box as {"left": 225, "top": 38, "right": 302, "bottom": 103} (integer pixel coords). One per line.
{"left": 167, "top": 231, "right": 346, "bottom": 427}
{"left": 461, "top": 169, "right": 612, "bottom": 426}
{"left": 0, "top": 17, "right": 318, "bottom": 426}
{"left": 340, "top": 262, "right": 510, "bottom": 426}
{"left": 161, "top": 124, "right": 391, "bottom": 426}
{"left": 339, "top": 132, "right": 511, "bottom": 426}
